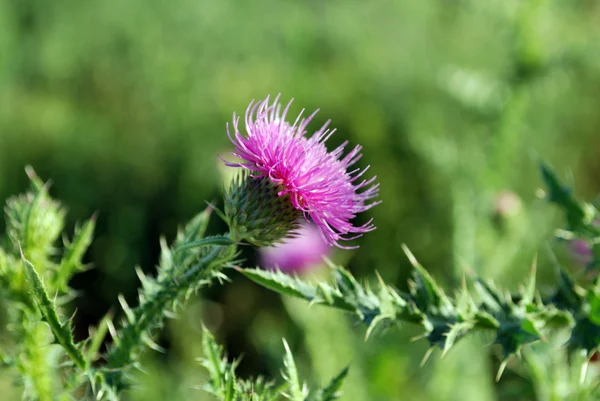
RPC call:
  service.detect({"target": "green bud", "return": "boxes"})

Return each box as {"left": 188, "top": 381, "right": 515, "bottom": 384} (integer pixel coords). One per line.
{"left": 224, "top": 173, "right": 301, "bottom": 247}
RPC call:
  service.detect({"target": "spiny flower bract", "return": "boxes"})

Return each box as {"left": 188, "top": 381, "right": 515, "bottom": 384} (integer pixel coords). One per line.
{"left": 224, "top": 172, "right": 302, "bottom": 247}
{"left": 225, "top": 95, "right": 380, "bottom": 248}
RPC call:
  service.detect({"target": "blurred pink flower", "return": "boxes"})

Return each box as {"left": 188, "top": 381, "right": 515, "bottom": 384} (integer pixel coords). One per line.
{"left": 259, "top": 223, "right": 331, "bottom": 273}
{"left": 570, "top": 239, "right": 593, "bottom": 267}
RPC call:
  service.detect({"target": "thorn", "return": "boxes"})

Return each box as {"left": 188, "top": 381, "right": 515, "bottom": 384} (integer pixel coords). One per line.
{"left": 91, "top": 211, "right": 99, "bottom": 222}
{"left": 134, "top": 266, "right": 147, "bottom": 284}
{"left": 203, "top": 202, "right": 214, "bottom": 215}
{"left": 25, "top": 165, "right": 37, "bottom": 180}
{"left": 401, "top": 244, "right": 419, "bottom": 267}
{"left": 106, "top": 319, "right": 119, "bottom": 344}
{"left": 61, "top": 232, "right": 70, "bottom": 247}
{"left": 141, "top": 334, "right": 166, "bottom": 353}
{"left": 581, "top": 359, "right": 589, "bottom": 384}
{"left": 375, "top": 270, "right": 386, "bottom": 287}
{"left": 133, "top": 361, "right": 149, "bottom": 375}
{"left": 365, "top": 320, "right": 378, "bottom": 341}
{"left": 535, "top": 291, "right": 543, "bottom": 304}
{"left": 68, "top": 308, "right": 78, "bottom": 323}
{"left": 410, "top": 333, "right": 428, "bottom": 343}
{"left": 118, "top": 294, "right": 135, "bottom": 323}
{"left": 496, "top": 358, "right": 510, "bottom": 382}
{"left": 420, "top": 347, "right": 435, "bottom": 367}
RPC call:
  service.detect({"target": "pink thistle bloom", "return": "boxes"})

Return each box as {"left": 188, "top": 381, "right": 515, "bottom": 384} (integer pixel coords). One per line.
{"left": 224, "top": 95, "right": 380, "bottom": 248}
{"left": 260, "top": 223, "right": 331, "bottom": 273}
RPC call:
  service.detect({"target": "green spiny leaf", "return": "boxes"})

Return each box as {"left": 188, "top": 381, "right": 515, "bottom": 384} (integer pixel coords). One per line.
{"left": 171, "top": 207, "right": 215, "bottom": 269}
{"left": 5, "top": 172, "right": 66, "bottom": 269}
{"left": 201, "top": 326, "right": 228, "bottom": 394}
{"left": 177, "top": 207, "right": 214, "bottom": 244}
{"left": 521, "top": 258, "right": 537, "bottom": 306}
{"left": 474, "top": 279, "right": 505, "bottom": 313}
{"left": 175, "top": 236, "right": 235, "bottom": 252}
{"left": 473, "top": 310, "right": 500, "bottom": 329}
{"left": 540, "top": 162, "right": 598, "bottom": 233}
{"left": 404, "top": 245, "right": 446, "bottom": 309}
{"left": 104, "top": 234, "right": 236, "bottom": 392}
{"left": 87, "top": 311, "right": 113, "bottom": 362}
{"left": 240, "top": 245, "right": 589, "bottom": 363}
{"left": 497, "top": 317, "right": 542, "bottom": 358}
{"left": 24, "top": 165, "right": 45, "bottom": 191}
{"left": 442, "top": 321, "right": 474, "bottom": 357}
{"left": 282, "top": 339, "right": 306, "bottom": 401}
{"left": 306, "top": 366, "right": 349, "bottom": 401}
{"left": 21, "top": 253, "right": 87, "bottom": 371}
{"left": 55, "top": 215, "right": 96, "bottom": 292}
{"left": 238, "top": 268, "right": 318, "bottom": 301}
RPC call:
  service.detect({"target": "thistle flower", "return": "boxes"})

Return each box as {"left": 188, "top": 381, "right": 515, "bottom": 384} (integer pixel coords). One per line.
{"left": 259, "top": 222, "right": 331, "bottom": 273}
{"left": 224, "top": 95, "right": 380, "bottom": 248}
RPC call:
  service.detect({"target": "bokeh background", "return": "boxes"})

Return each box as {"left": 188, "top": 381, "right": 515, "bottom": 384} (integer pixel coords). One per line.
{"left": 1, "top": 0, "right": 600, "bottom": 399}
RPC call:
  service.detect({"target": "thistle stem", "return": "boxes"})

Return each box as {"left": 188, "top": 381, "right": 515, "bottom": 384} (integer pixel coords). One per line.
{"left": 103, "top": 239, "right": 237, "bottom": 389}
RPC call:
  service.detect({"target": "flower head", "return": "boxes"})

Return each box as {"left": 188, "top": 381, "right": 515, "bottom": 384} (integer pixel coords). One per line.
{"left": 224, "top": 95, "right": 380, "bottom": 248}
{"left": 260, "top": 222, "right": 331, "bottom": 273}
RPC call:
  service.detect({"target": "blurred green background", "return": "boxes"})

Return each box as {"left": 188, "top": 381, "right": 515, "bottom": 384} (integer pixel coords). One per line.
{"left": 1, "top": 0, "right": 600, "bottom": 399}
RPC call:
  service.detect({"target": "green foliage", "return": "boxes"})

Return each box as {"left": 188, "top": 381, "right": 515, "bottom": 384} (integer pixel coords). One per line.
{"left": 54, "top": 215, "right": 96, "bottom": 293}
{"left": 200, "top": 327, "right": 277, "bottom": 401}
{"left": 4, "top": 160, "right": 600, "bottom": 400}
{"left": 240, "top": 257, "right": 575, "bottom": 368}
{"left": 241, "top": 162, "right": 600, "bottom": 371}
{"left": 539, "top": 166, "right": 600, "bottom": 361}
{"left": 0, "top": 169, "right": 94, "bottom": 400}
{"left": 281, "top": 339, "right": 307, "bottom": 401}
{"left": 199, "top": 326, "right": 348, "bottom": 401}
{"left": 237, "top": 164, "right": 600, "bottom": 395}
{"left": 0, "top": 170, "right": 243, "bottom": 400}
{"left": 21, "top": 255, "right": 87, "bottom": 371}
{"left": 2, "top": 1, "right": 600, "bottom": 398}
{"left": 540, "top": 163, "right": 598, "bottom": 236}
{"left": 100, "top": 210, "right": 239, "bottom": 394}
{"left": 305, "top": 367, "right": 349, "bottom": 401}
